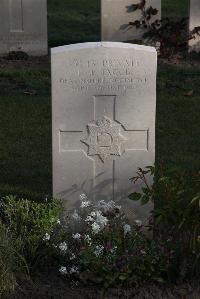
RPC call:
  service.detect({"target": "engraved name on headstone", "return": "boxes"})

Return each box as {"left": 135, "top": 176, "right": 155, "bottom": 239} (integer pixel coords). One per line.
{"left": 52, "top": 42, "right": 157, "bottom": 223}
{"left": 0, "top": 0, "right": 48, "bottom": 55}
{"left": 101, "top": 0, "right": 161, "bottom": 42}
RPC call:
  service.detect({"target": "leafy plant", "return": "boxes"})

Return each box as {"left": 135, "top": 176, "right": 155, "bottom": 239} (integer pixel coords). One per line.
{"left": 129, "top": 166, "right": 200, "bottom": 279}
{"left": 128, "top": 166, "right": 154, "bottom": 205}
{"left": 0, "top": 225, "right": 27, "bottom": 296}
{"left": 0, "top": 195, "right": 63, "bottom": 273}
{"left": 127, "top": 0, "right": 200, "bottom": 58}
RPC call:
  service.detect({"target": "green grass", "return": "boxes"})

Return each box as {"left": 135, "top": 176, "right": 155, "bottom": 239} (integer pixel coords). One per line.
{"left": 48, "top": 0, "right": 100, "bottom": 47}
{"left": 162, "top": 0, "right": 189, "bottom": 18}
{"left": 0, "top": 67, "right": 52, "bottom": 200}
{"left": 157, "top": 65, "right": 200, "bottom": 172}
{"left": 0, "top": 0, "right": 199, "bottom": 199}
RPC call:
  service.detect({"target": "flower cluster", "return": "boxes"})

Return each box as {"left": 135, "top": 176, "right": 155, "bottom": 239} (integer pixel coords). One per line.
{"left": 97, "top": 200, "right": 121, "bottom": 213}
{"left": 43, "top": 233, "right": 50, "bottom": 241}
{"left": 59, "top": 265, "right": 79, "bottom": 275}
{"left": 55, "top": 193, "right": 149, "bottom": 284}
{"left": 80, "top": 193, "right": 91, "bottom": 209}
{"left": 59, "top": 242, "right": 68, "bottom": 253}
{"left": 86, "top": 210, "right": 108, "bottom": 234}
{"left": 123, "top": 224, "right": 131, "bottom": 235}
{"left": 94, "top": 245, "right": 104, "bottom": 257}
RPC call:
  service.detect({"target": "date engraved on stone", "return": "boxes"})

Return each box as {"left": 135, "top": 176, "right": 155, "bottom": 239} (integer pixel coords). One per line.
{"left": 81, "top": 116, "right": 126, "bottom": 162}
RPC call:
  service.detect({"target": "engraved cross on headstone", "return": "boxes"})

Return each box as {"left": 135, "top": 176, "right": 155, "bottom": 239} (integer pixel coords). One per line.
{"left": 9, "top": 0, "right": 23, "bottom": 32}
{"left": 59, "top": 95, "right": 149, "bottom": 199}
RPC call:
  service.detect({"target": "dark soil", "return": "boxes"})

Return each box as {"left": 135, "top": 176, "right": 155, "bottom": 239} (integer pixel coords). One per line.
{"left": 2, "top": 269, "right": 200, "bottom": 299}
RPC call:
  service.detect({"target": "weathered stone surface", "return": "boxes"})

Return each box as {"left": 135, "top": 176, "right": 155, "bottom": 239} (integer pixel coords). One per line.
{"left": 0, "top": 0, "right": 48, "bottom": 56}
{"left": 101, "top": 0, "right": 161, "bottom": 42}
{"left": 51, "top": 42, "right": 157, "bottom": 223}
{"left": 189, "top": 0, "right": 200, "bottom": 53}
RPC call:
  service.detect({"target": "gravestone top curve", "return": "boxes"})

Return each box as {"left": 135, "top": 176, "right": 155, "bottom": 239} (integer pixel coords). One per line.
{"left": 51, "top": 41, "right": 156, "bottom": 54}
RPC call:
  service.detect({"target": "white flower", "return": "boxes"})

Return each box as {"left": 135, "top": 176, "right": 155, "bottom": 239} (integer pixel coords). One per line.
{"left": 72, "top": 210, "right": 81, "bottom": 221}
{"left": 110, "top": 246, "right": 117, "bottom": 254}
{"left": 91, "top": 222, "right": 101, "bottom": 234}
{"left": 95, "top": 211, "right": 108, "bottom": 228}
{"left": 116, "top": 205, "right": 122, "bottom": 210}
{"left": 59, "top": 266, "right": 67, "bottom": 275}
{"left": 51, "top": 217, "right": 55, "bottom": 223}
{"left": 57, "top": 219, "right": 61, "bottom": 225}
{"left": 72, "top": 233, "right": 81, "bottom": 240}
{"left": 43, "top": 233, "right": 50, "bottom": 241}
{"left": 69, "top": 266, "right": 79, "bottom": 274}
{"left": 59, "top": 242, "right": 68, "bottom": 253}
{"left": 86, "top": 210, "right": 108, "bottom": 232}
{"left": 80, "top": 200, "right": 91, "bottom": 208}
{"left": 97, "top": 200, "right": 108, "bottom": 211}
{"left": 94, "top": 245, "right": 104, "bottom": 257}
{"left": 135, "top": 219, "right": 142, "bottom": 227}
{"left": 99, "top": 200, "right": 113, "bottom": 212}
{"left": 98, "top": 200, "right": 121, "bottom": 213}
{"left": 84, "top": 234, "right": 92, "bottom": 246}
{"left": 70, "top": 253, "right": 76, "bottom": 260}
{"left": 80, "top": 193, "right": 87, "bottom": 201}
{"left": 123, "top": 224, "right": 131, "bottom": 235}
{"left": 85, "top": 215, "right": 93, "bottom": 222}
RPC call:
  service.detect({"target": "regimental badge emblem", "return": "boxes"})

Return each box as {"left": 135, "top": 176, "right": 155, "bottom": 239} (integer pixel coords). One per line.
{"left": 81, "top": 116, "right": 126, "bottom": 162}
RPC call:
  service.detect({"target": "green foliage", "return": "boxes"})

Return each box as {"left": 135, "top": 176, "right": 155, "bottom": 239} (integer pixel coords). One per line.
{"left": 128, "top": 0, "right": 200, "bottom": 57}
{"left": 144, "top": 17, "right": 189, "bottom": 58}
{"left": 0, "top": 196, "right": 63, "bottom": 273}
{"left": 128, "top": 166, "right": 200, "bottom": 279}
{"left": 129, "top": 166, "right": 155, "bottom": 205}
{"left": 78, "top": 231, "right": 165, "bottom": 288}
{"left": 0, "top": 225, "right": 27, "bottom": 296}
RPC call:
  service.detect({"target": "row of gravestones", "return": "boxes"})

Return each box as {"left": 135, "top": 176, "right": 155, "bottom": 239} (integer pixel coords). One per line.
{"left": 0, "top": 0, "right": 199, "bottom": 55}
{"left": 0, "top": 1, "right": 198, "bottom": 223}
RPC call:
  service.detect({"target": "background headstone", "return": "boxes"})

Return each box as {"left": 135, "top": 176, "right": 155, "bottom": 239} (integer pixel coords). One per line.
{"left": 101, "top": 0, "right": 161, "bottom": 42}
{"left": 0, "top": 0, "right": 48, "bottom": 56}
{"left": 52, "top": 42, "right": 157, "bottom": 223}
{"left": 189, "top": 0, "right": 200, "bottom": 53}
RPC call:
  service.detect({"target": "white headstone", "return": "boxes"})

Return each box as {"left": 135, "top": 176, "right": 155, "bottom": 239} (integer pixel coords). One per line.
{"left": 189, "top": 0, "right": 200, "bottom": 53}
{"left": 101, "top": 0, "right": 161, "bottom": 42}
{"left": 52, "top": 42, "right": 157, "bottom": 223}
{"left": 0, "top": 0, "right": 48, "bottom": 56}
